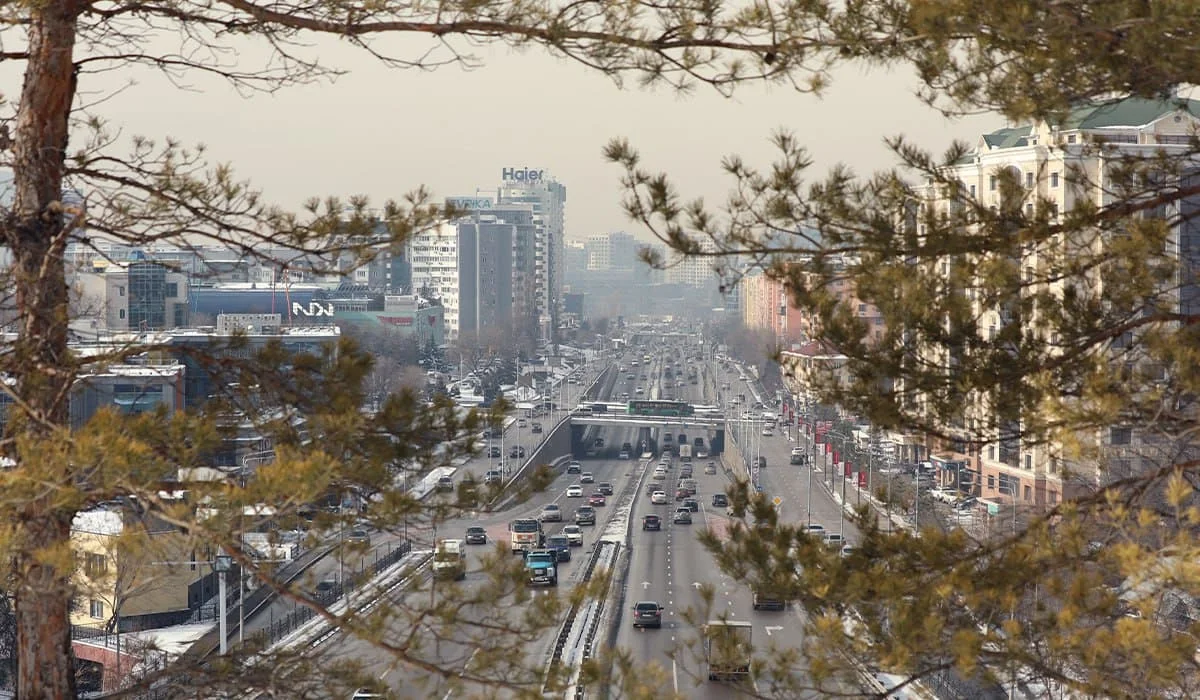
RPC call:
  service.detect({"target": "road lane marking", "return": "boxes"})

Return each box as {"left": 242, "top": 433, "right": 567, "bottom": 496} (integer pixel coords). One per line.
{"left": 672, "top": 659, "right": 679, "bottom": 693}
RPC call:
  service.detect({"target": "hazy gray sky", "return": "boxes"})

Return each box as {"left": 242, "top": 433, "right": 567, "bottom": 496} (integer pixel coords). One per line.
{"left": 35, "top": 35, "right": 998, "bottom": 242}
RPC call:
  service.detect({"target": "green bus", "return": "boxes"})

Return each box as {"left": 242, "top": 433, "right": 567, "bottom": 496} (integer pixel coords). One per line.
{"left": 628, "top": 400, "right": 695, "bottom": 417}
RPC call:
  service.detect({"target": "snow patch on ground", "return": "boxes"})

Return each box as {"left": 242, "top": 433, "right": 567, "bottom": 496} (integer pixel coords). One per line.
{"left": 128, "top": 622, "right": 215, "bottom": 657}
{"left": 600, "top": 499, "right": 632, "bottom": 543}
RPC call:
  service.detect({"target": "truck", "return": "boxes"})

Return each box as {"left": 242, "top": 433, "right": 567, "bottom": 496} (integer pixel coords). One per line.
{"left": 432, "top": 538, "right": 466, "bottom": 581}
{"left": 703, "top": 620, "right": 753, "bottom": 681}
{"left": 524, "top": 549, "right": 559, "bottom": 587}
{"left": 678, "top": 443, "right": 693, "bottom": 462}
{"left": 509, "top": 518, "right": 543, "bottom": 554}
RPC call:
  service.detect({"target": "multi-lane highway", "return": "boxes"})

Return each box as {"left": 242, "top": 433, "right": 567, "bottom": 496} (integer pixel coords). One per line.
{"left": 309, "top": 352, "right": 682, "bottom": 696}
{"left": 303, "top": 342, "right": 883, "bottom": 699}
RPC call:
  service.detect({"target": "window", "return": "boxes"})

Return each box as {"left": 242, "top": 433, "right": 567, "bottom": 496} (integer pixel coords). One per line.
{"left": 987, "top": 474, "right": 996, "bottom": 489}
{"left": 858, "top": 303, "right": 867, "bottom": 313}
{"left": 1024, "top": 485, "right": 1032, "bottom": 501}
{"left": 989, "top": 176, "right": 997, "bottom": 191}
{"left": 1025, "top": 454, "right": 1032, "bottom": 470}
{"left": 84, "top": 553, "right": 107, "bottom": 577}
{"left": 1050, "top": 172, "right": 1060, "bottom": 187}
{"left": 89, "top": 599, "right": 105, "bottom": 619}
{"left": 1049, "top": 491, "right": 1058, "bottom": 505}
{"left": 988, "top": 446, "right": 996, "bottom": 461}
{"left": 1025, "top": 172, "right": 1034, "bottom": 188}
{"left": 118, "top": 286, "right": 125, "bottom": 297}
{"left": 1026, "top": 203, "right": 1034, "bottom": 216}
{"left": 165, "top": 282, "right": 178, "bottom": 297}
{"left": 119, "top": 309, "right": 126, "bottom": 320}
{"left": 1067, "top": 134, "right": 1076, "bottom": 144}
{"left": 969, "top": 185, "right": 976, "bottom": 197}
{"left": 1110, "top": 427, "right": 1132, "bottom": 445}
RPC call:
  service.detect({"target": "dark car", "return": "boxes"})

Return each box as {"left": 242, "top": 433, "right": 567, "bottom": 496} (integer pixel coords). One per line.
{"left": 546, "top": 534, "right": 572, "bottom": 562}
{"left": 683, "top": 498, "right": 699, "bottom": 512}
{"left": 632, "top": 601, "right": 664, "bottom": 628}
{"left": 642, "top": 514, "right": 662, "bottom": 531}
{"left": 575, "top": 506, "right": 597, "bottom": 526}
{"left": 436, "top": 476, "right": 454, "bottom": 492}
{"left": 488, "top": 446, "right": 502, "bottom": 458}
{"left": 346, "top": 528, "right": 371, "bottom": 545}
{"left": 712, "top": 493, "right": 729, "bottom": 508}
{"left": 531, "top": 423, "right": 543, "bottom": 434}
{"left": 598, "top": 482, "right": 614, "bottom": 496}
{"left": 465, "top": 526, "right": 488, "bottom": 545}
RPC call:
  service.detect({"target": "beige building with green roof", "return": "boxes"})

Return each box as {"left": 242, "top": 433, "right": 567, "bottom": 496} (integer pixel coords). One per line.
{"left": 913, "top": 96, "right": 1200, "bottom": 509}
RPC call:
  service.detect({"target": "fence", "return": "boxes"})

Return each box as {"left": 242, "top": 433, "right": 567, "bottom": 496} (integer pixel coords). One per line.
{"left": 251, "top": 538, "right": 412, "bottom": 648}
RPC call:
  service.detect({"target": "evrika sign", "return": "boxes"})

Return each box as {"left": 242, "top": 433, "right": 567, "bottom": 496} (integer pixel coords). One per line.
{"left": 501, "top": 167, "right": 545, "bottom": 183}
{"left": 291, "top": 301, "right": 334, "bottom": 318}
{"left": 446, "top": 197, "right": 493, "bottom": 210}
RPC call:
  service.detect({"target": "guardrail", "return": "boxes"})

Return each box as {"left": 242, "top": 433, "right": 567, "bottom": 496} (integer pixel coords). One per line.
{"left": 545, "top": 541, "right": 619, "bottom": 695}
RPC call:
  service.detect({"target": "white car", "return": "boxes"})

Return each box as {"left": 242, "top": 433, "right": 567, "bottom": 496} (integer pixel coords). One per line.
{"left": 761, "top": 428, "right": 774, "bottom": 436}
{"left": 566, "top": 485, "right": 583, "bottom": 498}
{"left": 651, "top": 490, "right": 668, "bottom": 504}
{"left": 652, "top": 467, "right": 667, "bottom": 480}
{"left": 562, "top": 525, "right": 584, "bottom": 546}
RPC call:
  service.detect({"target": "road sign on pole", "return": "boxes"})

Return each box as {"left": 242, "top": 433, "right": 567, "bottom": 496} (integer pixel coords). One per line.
{"left": 772, "top": 496, "right": 783, "bottom": 507}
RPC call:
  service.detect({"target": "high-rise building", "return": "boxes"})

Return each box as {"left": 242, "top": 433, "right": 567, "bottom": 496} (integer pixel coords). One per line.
{"left": 491, "top": 168, "right": 567, "bottom": 344}
{"left": 584, "top": 231, "right": 639, "bottom": 271}
{"left": 407, "top": 222, "right": 461, "bottom": 337}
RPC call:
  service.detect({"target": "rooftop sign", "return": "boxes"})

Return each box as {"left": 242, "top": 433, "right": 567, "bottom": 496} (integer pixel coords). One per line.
{"left": 502, "top": 167, "right": 544, "bottom": 183}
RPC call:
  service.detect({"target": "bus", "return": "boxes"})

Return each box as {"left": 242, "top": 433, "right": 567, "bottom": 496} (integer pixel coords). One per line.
{"left": 509, "top": 518, "right": 543, "bottom": 554}
{"left": 627, "top": 400, "right": 695, "bottom": 417}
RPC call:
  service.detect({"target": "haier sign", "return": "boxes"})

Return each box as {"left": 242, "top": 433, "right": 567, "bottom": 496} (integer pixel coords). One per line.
{"left": 291, "top": 301, "right": 334, "bottom": 318}
{"left": 446, "top": 197, "right": 493, "bottom": 210}
{"left": 501, "top": 167, "right": 545, "bottom": 183}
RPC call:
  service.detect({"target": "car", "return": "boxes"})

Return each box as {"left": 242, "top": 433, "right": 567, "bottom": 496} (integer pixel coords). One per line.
{"left": 588, "top": 493, "right": 607, "bottom": 506}
{"left": 632, "top": 601, "right": 665, "bottom": 628}
{"left": 546, "top": 534, "right": 572, "bottom": 562}
{"left": 518, "top": 418, "right": 528, "bottom": 427}
{"left": 704, "top": 462, "right": 718, "bottom": 474}
{"left": 566, "top": 461, "right": 582, "bottom": 474}
{"left": 562, "top": 524, "right": 584, "bottom": 546}
{"left": 675, "top": 488, "right": 689, "bottom": 501}
{"left": 652, "top": 467, "right": 667, "bottom": 480}
{"left": 711, "top": 493, "right": 729, "bottom": 508}
{"left": 673, "top": 509, "right": 692, "bottom": 524}
{"left": 954, "top": 497, "right": 979, "bottom": 511}
{"left": 635, "top": 387, "right": 645, "bottom": 394}
{"left": 823, "top": 533, "right": 846, "bottom": 548}
{"left": 531, "top": 422, "right": 543, "bottom": 434}
{"left": 484, "top": 469, "right": 503, "bottom": 485}
{"left": 346, "top": 528, "right": 370, "bottom": 546}
{"left": 464, "top": 526, "right": 488, "bottom": 544}
{"left": 840, "top": 545, "right": 857, "bottom": 558}
{"left": 598, "top": 482, "right": 614, "bottom": 496}
{"left": 679, "top": 466, "right": 693, "bottom": 479}
{"left": 488, "top": 446, "right": 502, "bottom": 458}
{"left": 805, "top": 523, "right": 827, "bottom": 536}
{"left": 575, "top": 506, "right": 597, "bottom": 525}
{"left": 580, "top": 472, "right": 595, "bottom": 484}
{"left": 642, "top": 514, "right": 662, "bottom": 531}
{"left": 566, "top": 485, "right": 583, "bottom": 498}
{"left": 696, "top": 449, "right": 709, "bottom": 459}
{"left": 540, "top": 504, "right": 562, "bottom": 522}
{"left": 436, "top": 476, "right": 454, "bottom": 492}
{"left": 663, "top": 434, "right": 674, "bottom": 444}
{"left": 651, "top": 490, "right": 668, "bottom": 505}
{"left": 683, "top": 498, "right": 699, "bottom": 512}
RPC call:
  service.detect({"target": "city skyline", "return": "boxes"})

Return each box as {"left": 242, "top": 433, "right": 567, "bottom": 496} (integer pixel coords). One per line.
{"left": 0, "top": 39, "right": 1004, "bottom": 243}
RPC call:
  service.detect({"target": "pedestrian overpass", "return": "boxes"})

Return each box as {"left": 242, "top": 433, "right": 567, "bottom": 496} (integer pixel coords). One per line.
{"left": 566, "top": 404, "right": 726, "bottom": 458}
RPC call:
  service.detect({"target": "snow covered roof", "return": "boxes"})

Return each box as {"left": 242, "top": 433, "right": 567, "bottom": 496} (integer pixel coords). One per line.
{"left": 72, "top": 508, "right": 124, "bottom": 535}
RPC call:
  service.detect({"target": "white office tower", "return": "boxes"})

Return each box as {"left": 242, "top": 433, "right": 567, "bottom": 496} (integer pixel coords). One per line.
{"left": 494, "top": 168, "right": 567, "bottom": 345}
{"left": 407, "top": 222, "right": 461, "bottom": 339}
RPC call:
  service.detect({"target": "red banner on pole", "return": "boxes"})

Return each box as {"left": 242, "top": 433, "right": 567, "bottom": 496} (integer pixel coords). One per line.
{"left": 833, "top": 451, "right": 839, "bottom": 464}
{"left": 844, "top": 461, "right": 852, "bottom": 477}
{"left": 857, "top": 471, "right": 867, "bottom": 488}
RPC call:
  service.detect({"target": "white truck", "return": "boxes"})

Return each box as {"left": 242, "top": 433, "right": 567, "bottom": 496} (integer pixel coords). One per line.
{"left": 703, "top": 620, "right": 753, "bottom": 682}
{"left": 433, "top": 538, "right": 466, "bottom": 581}
{"left": 678, "top": 443, "right": 693, "bottom": 462}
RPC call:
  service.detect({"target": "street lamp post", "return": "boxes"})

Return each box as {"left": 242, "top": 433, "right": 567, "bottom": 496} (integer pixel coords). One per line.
{"left": 213, "top": 553, "right": 233, "bottom": 656}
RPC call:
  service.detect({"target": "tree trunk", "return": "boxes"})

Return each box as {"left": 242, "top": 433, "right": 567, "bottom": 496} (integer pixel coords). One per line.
{"left": 9, "top": 0, "right": 84, "bottom": 698}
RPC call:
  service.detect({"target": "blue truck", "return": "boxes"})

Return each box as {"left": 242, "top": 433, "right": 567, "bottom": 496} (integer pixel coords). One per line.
{"left": 546, "top": 534, "right": 572, "bottom": 562}
{"left": 524, "top": 549, "right": 559, "bottom": 587}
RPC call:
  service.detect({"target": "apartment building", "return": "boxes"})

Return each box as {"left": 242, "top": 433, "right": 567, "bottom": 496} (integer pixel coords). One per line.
{"left": 71, "top": 504, "right": 210, "bottom": 633}
{"left": 916, "top": 96, "right": 1200, "bottom": 506}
